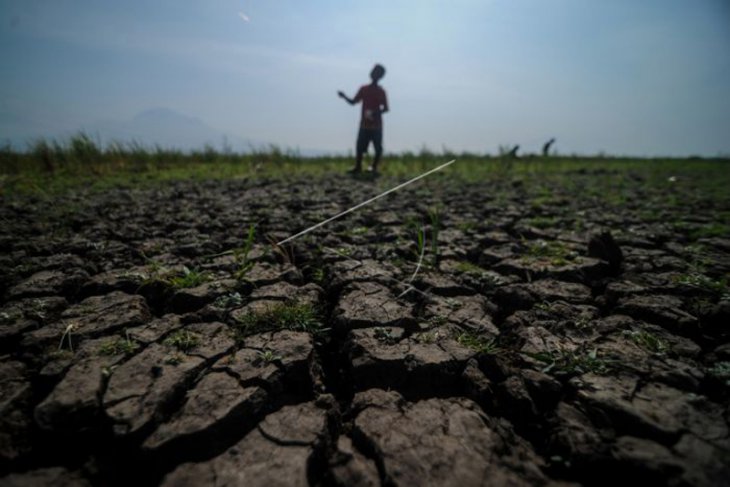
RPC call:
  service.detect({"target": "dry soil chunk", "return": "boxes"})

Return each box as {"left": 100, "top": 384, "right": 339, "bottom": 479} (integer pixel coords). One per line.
{"left": 103, "top": 322, "right": 234, "bottom": 436}
{"left": 351, "top": 389, "right": 549, "bottom": 486}
{"left": 347, "top": 328, "right": 474, "bottom": 394}
{"left": 329, "top": 259, "right": 397, "bottom": 289}
{"left": 6, "top": 269, "right": 89, "bottom": 299}
{"left": 334, "top": 282, "right": 414, "bottom": 330}
{"left": 0, "top": 361, "right": 33, "bottom": 461}
{"left": 23, "top": 291, "right": 151, "bottom": 348}
{"left": 34, "top": 337, "right": 129, "bottom": 432}
{"left": 143, "top": 371, "right": 268, "bottom": 452}
{"left": 424, "top": 294, "right": 499, "bottom": 336}
{"left": 161, "top": 402, "right": 327, "bottom": 487}
{"left": 573, "top": 374, "right": 727, "bottom": 444}
{"left": 167, "top": 278, "right": 238, "bottom": 313}
{"left": 0, "top": 467, "right": 91, "bottom": 487}
{"left": 615, "top": 295, "right": 697, "bottom": 335}
{"left": 214, "top": 330, "right": 318, "bottom": 396}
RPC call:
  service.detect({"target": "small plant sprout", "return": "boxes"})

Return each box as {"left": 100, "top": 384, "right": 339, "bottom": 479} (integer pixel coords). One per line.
{"left": 98, "top": 332, "right": 140, "bottom": 356}
{"left": 233, "top": 302, "right": 325, "bottom": 343}
{"left": 374, "top": 327, "right": 398, "bottom": 344}
{"left": 416, "top": 330, "right": 442, "bottom": 344}
{"left": 428, "top": 206, "right": 442, "bottom": 268}
{"left": 524, "top": 240, "right": 576, "bottom": 266}
{"left": 256, "top": 348, "right": 282, "bottom": 364}
{"left": 165, "top": 352, "right": 185, "bottom": 365}
{"left": 457, "top": 331, "right": 499, "bottom": 355}
{"left": 58, "top": 323, "right": 77, "bottom": 352}
{"left": 234, "top": 224, "right": 257, "bottom": 280}
{"left": 399, "top": 224, "right": 427, "bottom": 298}
{"left": 163, "top": 330, "right": 201, "bottom": 352}
{"left": 622, "top": 330, "right": 669, "bottom": 355}
{"left": 526, "top": 347, "right": 611, "bottom": 378}
{"left": 168, "top": 266, "right": 210, "bottom": 289}
{"left": 214, "top": 292, "right": 243, "bottom": 309}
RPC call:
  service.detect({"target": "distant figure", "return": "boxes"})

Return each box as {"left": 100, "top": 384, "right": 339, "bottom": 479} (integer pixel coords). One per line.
{"left": 338, "top": 64, "right": 389, "bottom": 174}
{"left": 542, "top": 138, "right": 556, "bottom": 157}
{"left": 507, "top": 144, "right": 520, "bottom": 159}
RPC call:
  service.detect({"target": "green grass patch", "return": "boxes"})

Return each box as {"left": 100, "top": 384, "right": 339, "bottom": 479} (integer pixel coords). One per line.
{"left": 163, "top": 330, "right": 201, "bottom": 352}
{"left": 622, "top": 330, "right": 669, "bottom": 355}
{"left": 168, "top": 267, "right": 210, "bottom": 289}
{"left": 689, "top": 223, "right": 729, "bottom": 240}
{"left": 707, "top": 361, "right": 730, "bottom": 387}
{"left": 526, "top": 347, "right": 611, "bottom": 378}
{"left": 98, "top": 335, "right": 140, "bottom": 356}
{"left": 523, "top": 240, "right": 577, "bottom": 266}
{"left": 233, "top": 302, "right": 324, "bottom": 343}
{"left": 525, "top": 216, "right": 559, "bottom": 229}
{"left": 457, "top": 331, "right": 499, "bottom": 355}
{"left": 674, "top": 273, "right": 728, "bottom": 296}
{"left": 4, "top": 134, "right": 729, "bottom": 204}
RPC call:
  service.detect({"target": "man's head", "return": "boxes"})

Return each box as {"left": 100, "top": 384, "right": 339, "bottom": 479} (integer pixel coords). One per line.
{"left": 370, "top": 64, "right": 386, "bottom": 82}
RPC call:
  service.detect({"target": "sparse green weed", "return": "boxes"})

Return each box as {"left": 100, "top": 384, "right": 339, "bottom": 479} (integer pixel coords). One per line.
{"left": 163, "top": 330, "right": 201, "bottom": 352}
{"left": 233, "top": 302, "right": 324, "bottom": 342}
{"left": 707, "top": 362, "right": 730, "bottom": 386}
{"left": 689, "top": 223, "right": 729, "bottom": 240}
{"left": 168, "top": 266, "right": 210, "bottom": 289}
{"left": 256, "top": 348, "right": 282, "bottom": 364}
{"left": 214, "top": 292, "right": 243, "bottom": 309}
{"left": 525, "top": 216, "right": 558, "bottom": 229}
{"left": 428, "top": 206, "right": 442, "bottom": 268}
{"left": 622, "top": 330, "right": 669, "bottom": 355}
{"left": 374, "top": 327, "right": 398, "bottom": 344}
{"left": 165, "top": 352, "right": 185, "bottom": 365}
{"left": 415, "top": 330, "right": 442, "bottom": 344}
{"left": 98, "top": 334, "right": 140, "bottom": 356}
{"left": 526, "top": 347, "right": 610, "bottom": 377}
{"left": 234, "top": 224, "right": 257, "bottom": 280}
{"left": 455, "top": 261, "right": 486, "bottom": 275}
{"left": 457, "top": 331, "right": 499, "bottom": 355}
{"left": 524, "top": 240, "right": 576, "bottom": 266}
{"left": 674, "top": 273, "right": 728, "bottom": 296}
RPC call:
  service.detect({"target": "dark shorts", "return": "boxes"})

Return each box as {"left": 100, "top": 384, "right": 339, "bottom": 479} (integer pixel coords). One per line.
{"left": 356, "top": 128, "right": 383, "bottom": 154}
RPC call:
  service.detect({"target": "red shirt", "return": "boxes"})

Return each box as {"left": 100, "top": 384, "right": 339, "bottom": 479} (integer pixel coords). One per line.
{"left": 354, "top": 84, "right": 388, "bottom": 129}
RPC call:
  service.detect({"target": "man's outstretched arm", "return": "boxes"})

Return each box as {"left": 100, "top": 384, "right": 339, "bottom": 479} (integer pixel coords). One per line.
{"left": 338, "top": 91, "right": 358, "bottom": 105}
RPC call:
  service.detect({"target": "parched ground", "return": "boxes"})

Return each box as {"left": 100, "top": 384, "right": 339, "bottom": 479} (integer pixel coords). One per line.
{"left": 1, "top": 168, "right": 729, "bottom": 486}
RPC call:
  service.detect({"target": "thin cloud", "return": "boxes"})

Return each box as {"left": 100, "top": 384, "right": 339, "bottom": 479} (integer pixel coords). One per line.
{"left": 237, "top": 11, "right": 250, "bottom": 22}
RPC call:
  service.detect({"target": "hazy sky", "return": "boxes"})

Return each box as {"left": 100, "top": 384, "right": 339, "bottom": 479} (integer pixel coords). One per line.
{"left": 2, "top": 0, "right": 729, "bottom": 156}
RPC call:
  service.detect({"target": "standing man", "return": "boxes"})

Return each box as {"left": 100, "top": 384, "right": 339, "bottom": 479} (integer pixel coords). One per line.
{"left": 338, "top": 64, "right": 389, "bottom": 174}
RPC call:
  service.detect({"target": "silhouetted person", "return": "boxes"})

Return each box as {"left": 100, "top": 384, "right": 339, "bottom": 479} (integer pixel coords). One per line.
{"left": 338, "top": 64, "right": 389, "bottom": 174}
{"left": 507, "top": 144, "right": 520, "bottom": 159}
{"left": 542, "top": 138, "right": 556, "bottom": 157}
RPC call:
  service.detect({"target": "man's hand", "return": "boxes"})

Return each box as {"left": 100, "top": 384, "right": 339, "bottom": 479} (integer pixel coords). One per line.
{"left": 337, "top": 91, "right": 346, "bottom": 98}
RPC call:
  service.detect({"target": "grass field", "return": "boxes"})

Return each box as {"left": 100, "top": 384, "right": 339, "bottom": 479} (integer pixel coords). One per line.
{"left": 2, "top": 134, "right": 729, "bottom": 206}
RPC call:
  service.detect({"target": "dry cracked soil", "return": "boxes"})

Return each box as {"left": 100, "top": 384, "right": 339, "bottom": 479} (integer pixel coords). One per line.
{"left": 1, "top": 171, "right": 729, "bottom": 486}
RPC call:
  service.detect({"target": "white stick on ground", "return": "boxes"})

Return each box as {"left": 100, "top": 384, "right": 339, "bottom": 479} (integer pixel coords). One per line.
{"left": 276, "top": 159, "right": 456, "bottom": 246}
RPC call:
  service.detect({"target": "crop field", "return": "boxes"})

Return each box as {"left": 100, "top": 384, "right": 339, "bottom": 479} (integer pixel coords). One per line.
{"left": 1, "top": 141, "right": 729, "bottom": 486}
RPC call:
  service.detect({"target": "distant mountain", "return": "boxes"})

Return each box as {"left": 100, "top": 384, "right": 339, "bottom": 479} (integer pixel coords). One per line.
{"left": 88, "top": 107, "right": 257, "bottom": 152}
{"left": 3, "top": 107, "right": 332, "bottom": 155}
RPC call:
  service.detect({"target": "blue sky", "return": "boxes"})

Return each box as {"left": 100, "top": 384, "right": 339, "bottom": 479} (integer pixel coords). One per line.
{"left": 1, "top": 0, "right": 729, "bottom": 156}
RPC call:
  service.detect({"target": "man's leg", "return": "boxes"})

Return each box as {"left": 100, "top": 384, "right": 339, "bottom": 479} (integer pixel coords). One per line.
{"left": 354, "top": 129, "right": 368, "bottom": 172}
{"left": 371, "top": 130, "right": 383, "bottom": 172}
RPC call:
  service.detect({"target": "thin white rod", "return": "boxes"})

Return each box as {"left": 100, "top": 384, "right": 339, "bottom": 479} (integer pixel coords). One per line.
{"left": 276, "top": 159, "right": 456, "bottom": 246}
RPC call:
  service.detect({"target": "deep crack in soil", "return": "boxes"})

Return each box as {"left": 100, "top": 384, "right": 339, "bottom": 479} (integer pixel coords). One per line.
{"left": 1, "top": 172, "right": 729, "bottom": 486}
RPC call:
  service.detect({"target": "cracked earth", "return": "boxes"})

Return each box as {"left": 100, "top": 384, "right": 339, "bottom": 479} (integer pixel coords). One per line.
{"left": 1, "top": 171, "right": 729, "bottom": 486}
